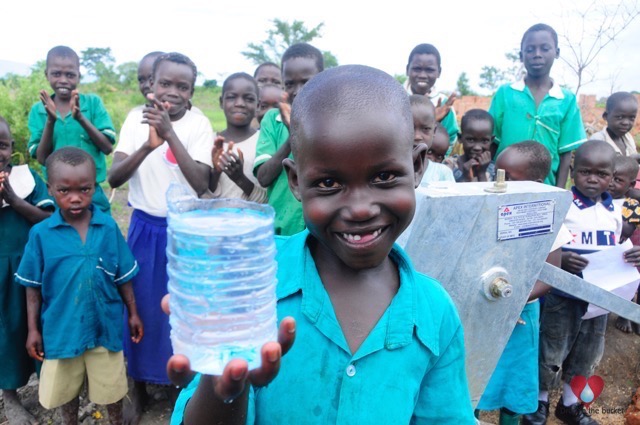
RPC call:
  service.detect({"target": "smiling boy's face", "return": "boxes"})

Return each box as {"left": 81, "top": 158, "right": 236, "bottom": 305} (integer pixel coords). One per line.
{"left": 45, "top": 55, "right": 80, "bottom": 101}
{"left": 286, "top": 108, "right": 424, "bottom": 270}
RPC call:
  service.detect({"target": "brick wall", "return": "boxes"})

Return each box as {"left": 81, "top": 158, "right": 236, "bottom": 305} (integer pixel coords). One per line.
{"left": 453, "top": 94, "right": 640, "bottom": 138}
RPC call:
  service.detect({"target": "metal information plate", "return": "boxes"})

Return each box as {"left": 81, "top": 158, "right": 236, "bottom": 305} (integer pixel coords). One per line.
{"left": 497, "top": 200, "right": 555, "bottom": 241}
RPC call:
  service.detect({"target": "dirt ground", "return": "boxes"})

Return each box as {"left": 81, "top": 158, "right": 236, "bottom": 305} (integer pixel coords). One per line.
{"left": 3, "top": 186, "right": 640, "bottom": 424}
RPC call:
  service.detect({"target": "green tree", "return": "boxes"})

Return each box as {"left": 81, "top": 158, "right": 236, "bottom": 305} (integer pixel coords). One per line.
{"left": 242, "top": 19, "right": 338, "bottom": 68}
{"left": 479, "top": 49, "right": 522, "bottom": 93}
{"left": 456, "top": 72, "right": 476, "bottom": 96}
{"left": 394, "top": 74, "right": 407, "bottom": 85}
{"left": 81, "top": 47, "right": 118, "bottom": 83}
{"left": 117, "top": 61, "right": 138, "bottom": 89}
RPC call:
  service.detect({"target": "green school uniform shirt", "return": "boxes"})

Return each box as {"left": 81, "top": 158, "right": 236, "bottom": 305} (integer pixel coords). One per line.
{"left": 171, "top": 230, "right": 475, "bottom": 425}
{"left": 489, "top": 80, "right": 586, "bottom": 186}
{"left": 28, "top": 92, "right": 117, "bottom": 184}
{"left": 253, "top": 108, "right": 304, "bottom": 236}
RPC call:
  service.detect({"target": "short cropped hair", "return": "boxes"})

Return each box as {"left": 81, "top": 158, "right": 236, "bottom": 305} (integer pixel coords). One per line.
{"left": 409, "top": 94, "right": 435, "bottom": 109}
{"left": 434, "top": 123, "right": 448, "bottom": 139}
{"left": 614, "top": 155, "right": 640, "bottom": 179}
{"left": 141, "top": 51, "right": 164, "bottom": 63}
{"left": 222, "top": 72, "right": 258, "bottom": 96}
{"left": 281, "top": 43, "right": 324, "bottom": 72}
{"left": 521, "top": 23, "right": 558, "bottom": 50}
{"left": 574, "top": 140, "right": 615, "bottom": 169}
{"left": 46, "top": 46, "right": 80, "bottom": 68}
{"left": 45, "top": 147, "right": 96, "bottom": 181}
{"left": 606, "top": 91, "right": 638, "bottom": 112}
{"left": 254, "top": 62, "right": 280, "bottom": 78}
{"left": 406, "top": 44, "right": 441, "bottom": 69}
{"left": 290, "top": 65, "right": 412, "bottom": 158}
{"left": 504, "top": 141, "right": 551, "bottom": 181}
{"left": 152, "top": 52, "right": 198, "bottom": 88}
{"left": 460, "top": 109, "right": 494, "bottom": 132}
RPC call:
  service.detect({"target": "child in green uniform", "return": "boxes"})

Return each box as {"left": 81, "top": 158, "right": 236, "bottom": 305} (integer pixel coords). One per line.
{"left": 168, "top": 65, "right": 475, "bottom": 425}
{"left": 489, "top": 23, "right": 586, "bottom": 188}
{"left": 253, "top": 43, "right": 324, "bottom": 235}
{"left": 28, "top": 45, "right": 117, "bottom": 213}
{"left": 0, "top": 116, "right": 54, "bottom": 424}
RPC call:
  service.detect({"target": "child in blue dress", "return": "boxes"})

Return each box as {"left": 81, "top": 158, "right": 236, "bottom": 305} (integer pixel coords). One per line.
{"left": 0, "top": 116, "right": 54, "bottom": 424}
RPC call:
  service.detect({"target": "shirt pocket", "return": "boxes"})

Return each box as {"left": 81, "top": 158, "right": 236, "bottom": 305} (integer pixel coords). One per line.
{"left": 95, "top": 257, "right": 122, "bottom": 302}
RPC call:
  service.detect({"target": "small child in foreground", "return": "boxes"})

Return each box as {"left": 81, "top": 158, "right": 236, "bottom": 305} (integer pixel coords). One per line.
{"left": 525, "top": 140, "right": 640, "bottom": 425}
{"left": 608, "top": 156, "right": 640, "bottom": 334}
{"left": 444, "top": 109, "right": 495, "bottom": 182}
{"left": 409, "top": 95, "right": 454, "bottom": 183}
{"left": 476, "top": 141, "right": 569, "bottom": 424}
{"left": 169, "top": 65, "right": 475, "bottom": 424}
{"left": 0, "top": 116, "right": 54, "bottom": 424}
{"left": 16, "top": 147, "right": 143, "bottom": 425}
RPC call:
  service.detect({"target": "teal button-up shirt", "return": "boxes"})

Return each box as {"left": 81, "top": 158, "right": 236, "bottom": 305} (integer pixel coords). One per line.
{"left": 172, "top": 230, "right": 474, "bottom": 424}
{"left": 15, "top": 206, "right": 138, "bottom": 359}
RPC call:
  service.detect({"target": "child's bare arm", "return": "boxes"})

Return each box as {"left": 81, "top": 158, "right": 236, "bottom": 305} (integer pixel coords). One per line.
{"left": 529, "top": 247, "right": 562, "bottom": 300}
{"left": 621, "top": 221, "right": 636, "bottom": 243}
{"left": 556, "top": 152, "right": 572, "bottom": 188}
{"left": 108, "top": 126, "right": 164, "bottom": 188}
{"left": 0, "top": 172, "right": 52, "bottom": 223}
{"left": 69, "top": 91, "right": 113, "bottom": 155}
{"left": 35, "top": 90, "right": 57, "bottom": 165}
{"left": 561, "top": 251, "right": 589, "bottom": 274}
{"left": 143, "top": 98, "right": 210, "bottom": 195}
{"left": 118, "top": 281, "right": 143, "bottom": 343}
{"left": 25, "top": 287, "right": 44, "bottom": 361}
{"left": 255, "top": 140, "right": 291, "bottom": 188}
{"left": 256, "top": 97, "right": 292, "bottom": 188}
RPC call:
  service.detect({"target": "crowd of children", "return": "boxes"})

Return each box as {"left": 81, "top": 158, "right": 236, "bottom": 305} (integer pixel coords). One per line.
{"left": 1, "top": 19, "right": 639, "bottom": 425}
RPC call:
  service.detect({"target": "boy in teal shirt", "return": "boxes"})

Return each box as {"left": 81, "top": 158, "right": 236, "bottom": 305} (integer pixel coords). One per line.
{"left": 169, "top": 65, "right": 475, "bottom": 424}
{"left": 253, "top": 43, "right": 324, "bottom": 236}
{"left": 28, "top": 45, "right": 116, "bottom": 213}
{"left": 489, "top": 24, "right": 586, "bottom": 188}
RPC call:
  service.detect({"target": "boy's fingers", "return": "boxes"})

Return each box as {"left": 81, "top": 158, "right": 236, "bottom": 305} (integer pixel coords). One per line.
{"left": 215, "top": 359, "right": 249, "bottom": 401}
{"left": 167, "top": 354, "right": 197, "bottom": 388}
{"left": 248, "top": 342, "right": 281, "bottom": 387}
{"left": 278, "top": 317, "right": 296, "bottom": 355}
{"left": 161, "top": 294, "right": 170, "bottom": 315}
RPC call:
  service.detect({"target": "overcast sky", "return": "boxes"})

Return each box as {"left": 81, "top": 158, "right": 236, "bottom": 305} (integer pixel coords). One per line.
{"left": 4, "top": 0, "right": 639, "bottom": 97}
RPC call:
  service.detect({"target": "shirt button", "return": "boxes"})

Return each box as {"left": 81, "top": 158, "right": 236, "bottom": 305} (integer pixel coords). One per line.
{"left": 346, "top": 364, "right": 356, "bottom": 377}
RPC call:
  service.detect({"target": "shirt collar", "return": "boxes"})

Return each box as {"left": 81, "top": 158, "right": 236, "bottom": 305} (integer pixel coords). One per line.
{"left": 571, "top": 186, "right": 614, "bottom": 211}
{"left": 48, "top": 204, "right": 108, "bottom": 228}
{"left": 275, "top": 229, "right": 438, "bottom": 354}
{"left": 510, "top": 78, "right": 564, "bottom": 99}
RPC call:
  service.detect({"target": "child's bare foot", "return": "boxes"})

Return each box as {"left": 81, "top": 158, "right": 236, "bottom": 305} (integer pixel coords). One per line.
{"left": 617, "top": 316, "right": 634, "bottom": 333}
{"left": 3, "top": 390, "right": 38, "bottom": 425}
{"left": 123, "top": 381, "right": 147, "bottom": 425}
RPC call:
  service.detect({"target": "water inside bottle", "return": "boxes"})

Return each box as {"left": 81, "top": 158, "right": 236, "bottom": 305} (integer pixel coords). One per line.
{"left": 166, "top": 184, "right": 278, "bottom": 375}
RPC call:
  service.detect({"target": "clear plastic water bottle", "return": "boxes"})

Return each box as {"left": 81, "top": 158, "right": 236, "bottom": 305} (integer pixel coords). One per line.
{"left": 166, "top": 183, "right": 278, "bottom": 375}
